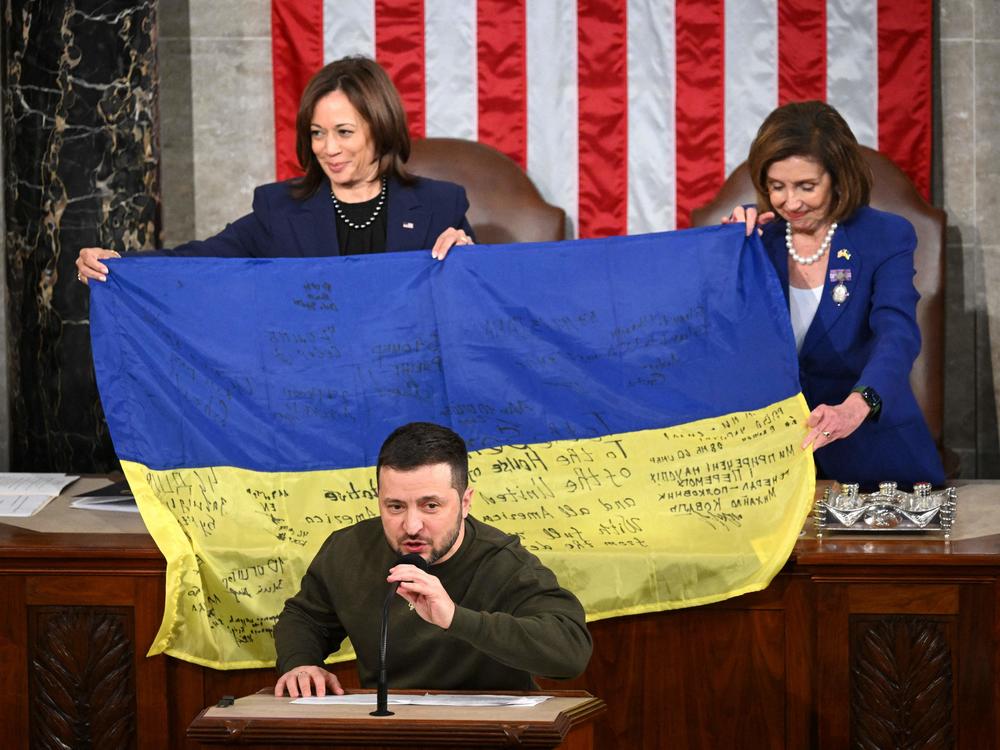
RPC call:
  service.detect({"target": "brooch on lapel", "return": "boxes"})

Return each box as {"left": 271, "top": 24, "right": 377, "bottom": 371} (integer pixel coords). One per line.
{"left": 836, "top": 248, "right": 851, "bottom": 260}
{"left": 829, "top": 269, "right": 852, "bottom": 305}
{"left": 402, "top": 222, "right": 414, "bottom": 229}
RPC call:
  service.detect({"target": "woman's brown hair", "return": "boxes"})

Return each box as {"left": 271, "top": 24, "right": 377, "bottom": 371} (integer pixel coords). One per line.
{"left": 747, "top": 100, "right": 872, "bottom": 223}
{"left": 290, "top": 56, "right": 413, "bottom": 200}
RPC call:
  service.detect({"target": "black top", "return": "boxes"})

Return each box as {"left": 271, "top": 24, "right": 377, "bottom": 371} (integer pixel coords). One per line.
{"left": 334, "top": 190, "right": 388, "bottom": 255}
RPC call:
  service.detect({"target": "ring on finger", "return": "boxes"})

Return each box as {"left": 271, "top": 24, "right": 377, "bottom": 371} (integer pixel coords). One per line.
{"left": 821, "top": 430, "right": 831, "bottom": 438}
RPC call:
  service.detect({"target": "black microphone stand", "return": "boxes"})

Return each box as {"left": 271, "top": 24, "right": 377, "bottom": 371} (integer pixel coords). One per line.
{"left": 371, "top": 553, "right": 427, "bottom": 717}
{"left": 370, "top": 585, "right": 397, "bottom": 716}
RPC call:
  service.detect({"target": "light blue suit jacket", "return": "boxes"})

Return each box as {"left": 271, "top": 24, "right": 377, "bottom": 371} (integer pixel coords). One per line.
{"left": 761, "top": 206, "right": 944, "bottom": 487}
{"left": 164, "top": 175, "right": 473, "bottom": 258}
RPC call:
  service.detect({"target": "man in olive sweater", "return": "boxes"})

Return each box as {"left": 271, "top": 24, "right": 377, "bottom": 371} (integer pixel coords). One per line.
{"left": 273, "top": 422, "right": 592, "bottom": 697}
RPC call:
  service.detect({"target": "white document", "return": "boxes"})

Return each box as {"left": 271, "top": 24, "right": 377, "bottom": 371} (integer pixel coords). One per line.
{"left": 0, "top": 494, "right": 61, "bottom": 517}
{"left": 0, "top": 473, "right": 76, "bottom": 494}
{"left": 293, "top": 694, "right": 552, "bottom": 707}
{"left": 0, "top": 474, "right": 79, "bottom": 517}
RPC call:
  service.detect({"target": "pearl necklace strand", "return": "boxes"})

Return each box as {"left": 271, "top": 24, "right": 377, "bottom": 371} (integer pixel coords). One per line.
{"left": 331, "top": 177, "right": 386, "bottom": 230}
{"left": 786, "top": 221, "right": 837, "bottom": 265}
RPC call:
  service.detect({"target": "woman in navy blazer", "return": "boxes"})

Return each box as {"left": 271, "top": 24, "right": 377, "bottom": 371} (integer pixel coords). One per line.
{"left": 76, "top": 56, "right": 474, "bottom": 281}
{"left": 729, "top": 101, "right": 944, "bottom": 488}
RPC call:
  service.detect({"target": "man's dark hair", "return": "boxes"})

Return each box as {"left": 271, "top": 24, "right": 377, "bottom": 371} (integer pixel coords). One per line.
{"left": 376, "top": 422, "right": 469, "bottom": 495}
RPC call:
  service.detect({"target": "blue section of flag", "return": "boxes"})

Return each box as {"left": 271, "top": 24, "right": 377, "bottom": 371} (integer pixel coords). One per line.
{"left": 90, "top": 226, "right": 798, "bottom": 471}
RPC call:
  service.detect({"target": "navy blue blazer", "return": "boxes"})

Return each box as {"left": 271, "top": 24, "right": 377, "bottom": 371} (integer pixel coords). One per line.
{"left": 164, "top": 175, "right": 473, "bottom": 258}
{"left": 761, "top": 206, "right": 944, "bottom": 487}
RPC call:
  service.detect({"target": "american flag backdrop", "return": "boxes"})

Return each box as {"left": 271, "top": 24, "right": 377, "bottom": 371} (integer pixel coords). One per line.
{"left": 271, "top": 0, "right": 933, "bottom": 238}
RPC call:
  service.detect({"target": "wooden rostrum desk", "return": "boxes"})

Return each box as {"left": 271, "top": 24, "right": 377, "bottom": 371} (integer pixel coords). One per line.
{"left": 2, "top": 477, "right": 999, "bottom": 749}
{"left": 187, "top": 688, "right": 605, "bottom": 748}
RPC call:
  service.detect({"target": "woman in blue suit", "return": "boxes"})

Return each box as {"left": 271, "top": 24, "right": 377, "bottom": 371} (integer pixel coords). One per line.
{"left": 729, "top": 101, "right": 944, "bottom": 488}
{"left": 76, "top": 56, "right": 474, "bottom": 281}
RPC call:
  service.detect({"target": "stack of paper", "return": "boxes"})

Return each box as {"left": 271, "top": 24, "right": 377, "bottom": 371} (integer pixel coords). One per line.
{"left": 70, "top": 481, "right": 137, "bottom": 513}
{"left": 0, "top": 473, "right": 80, "bottom": 517}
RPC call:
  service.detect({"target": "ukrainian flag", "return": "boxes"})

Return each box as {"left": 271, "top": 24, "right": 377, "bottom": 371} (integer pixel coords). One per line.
{"left": 90, "top": 225, "right": 814, "bottom": 669}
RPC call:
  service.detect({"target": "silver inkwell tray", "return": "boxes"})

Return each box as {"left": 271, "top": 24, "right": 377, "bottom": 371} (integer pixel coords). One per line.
{"left": 814, "top": 482, "right": 957, "bottom": 538}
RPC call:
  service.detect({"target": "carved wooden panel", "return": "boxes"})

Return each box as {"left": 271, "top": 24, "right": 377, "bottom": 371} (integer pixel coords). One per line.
{"left": 850, "top": 616, "right": 954, "bottom": 750}
{"left": 538, "top": 596, "right": 791, "bottom": 750}
{"left": 28, "top": 606, "right": 137, "bottom": 750}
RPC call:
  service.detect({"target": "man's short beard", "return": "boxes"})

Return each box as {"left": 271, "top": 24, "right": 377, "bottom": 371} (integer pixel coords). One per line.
{"left": 415, "top": 507, "right": 464, "bottom": 565}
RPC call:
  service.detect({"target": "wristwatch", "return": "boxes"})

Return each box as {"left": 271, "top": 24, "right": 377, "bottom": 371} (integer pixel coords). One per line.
{"left": 853, "top": 386, "right": 882, "bottom": 421}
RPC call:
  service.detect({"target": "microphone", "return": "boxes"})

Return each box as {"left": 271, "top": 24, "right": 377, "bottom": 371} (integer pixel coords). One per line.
{"left": 371, "top": 552, "right": 428, "bottom": 717}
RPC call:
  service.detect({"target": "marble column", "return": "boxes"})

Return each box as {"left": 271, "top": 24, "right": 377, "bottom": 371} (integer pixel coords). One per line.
{"left": 3, "top": 0, "right": 159, "bottom": 471}
{"left": 0, "top": 14, "right": 8, "bottom": 470}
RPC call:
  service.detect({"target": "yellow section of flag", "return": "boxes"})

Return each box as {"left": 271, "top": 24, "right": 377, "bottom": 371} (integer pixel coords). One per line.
{"left": 125, "top": 394, "right": 814, "bottom": 670}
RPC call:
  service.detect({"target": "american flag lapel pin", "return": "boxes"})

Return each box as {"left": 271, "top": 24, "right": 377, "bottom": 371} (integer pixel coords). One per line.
{"left": 403, "top": 222, "right": 414, "bottom": 229}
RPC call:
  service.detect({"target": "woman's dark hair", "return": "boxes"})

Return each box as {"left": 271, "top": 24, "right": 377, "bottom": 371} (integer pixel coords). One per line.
{"left": 291, "top": 56, "right": 413, "bottom": 200}
{"left": 377, "top": 422, "right": 469, "bottom": 496}
{"left": 747, "top": 100, "right": 872, "bottom": 223}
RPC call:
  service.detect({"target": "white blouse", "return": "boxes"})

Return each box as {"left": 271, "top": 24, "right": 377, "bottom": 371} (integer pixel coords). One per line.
{"left": 789, "top": 284, "right": 823, "bottom": 352}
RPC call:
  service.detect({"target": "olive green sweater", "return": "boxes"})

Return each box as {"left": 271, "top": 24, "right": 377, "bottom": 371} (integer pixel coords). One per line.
{"left": 274, "top": 516, "right": 592, "bottom": 689}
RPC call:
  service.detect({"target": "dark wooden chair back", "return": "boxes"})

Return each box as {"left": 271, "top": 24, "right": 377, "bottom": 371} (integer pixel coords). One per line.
{"left": 691, "top": 147, "right": 948, "bottom": 464}
{"left": 407, "top": 138, "right": 566, "bottom": 245}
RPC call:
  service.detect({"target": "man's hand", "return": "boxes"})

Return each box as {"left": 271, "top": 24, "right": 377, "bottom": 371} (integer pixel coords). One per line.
{"left": 273, "top": 665, "right": 344, "bottom": 698}
{"left": 76, "top": 247, "right": 121, "bottom": 284}
{"left": 721, "top": 205, "right": 775, "bottom": 236}
{"left": 387, "top": 563, "right": 456, "bottom": 629}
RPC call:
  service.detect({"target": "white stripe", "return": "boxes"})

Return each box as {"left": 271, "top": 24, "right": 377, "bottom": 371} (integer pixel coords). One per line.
{"left": 424, "top": 1, "right": 477, "bottom": 139}
{"left": 324, "top": 0, "right": 375, "bottom": 61}
{"left": 526, "top": 0, "right": 579, "bottom": 238}
{"left": 724, "top": 0, "right": 778, "bottom": 176}
{"left": 826, "top": 0, "right": 878, "bottom": 148}
{"left": 627, "top": 0, "right": 676, "bottom": 233}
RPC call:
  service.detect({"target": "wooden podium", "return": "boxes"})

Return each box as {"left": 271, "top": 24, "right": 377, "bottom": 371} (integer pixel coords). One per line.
{"left": 186, "top": 689, "right": 605, "bottom": 749}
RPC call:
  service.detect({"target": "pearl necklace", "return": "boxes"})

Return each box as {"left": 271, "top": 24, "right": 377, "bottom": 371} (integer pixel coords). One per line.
{"left": 786, "top": 221, "right": 837, "bottom": 265}
{"left": 331, "top": 177, "right": 386, "bottom": 230}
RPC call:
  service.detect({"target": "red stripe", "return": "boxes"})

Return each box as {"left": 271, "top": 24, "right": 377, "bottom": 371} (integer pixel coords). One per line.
{"left": 675, "top": 0, "right": 725, "bottom": 229}
{"left": 476, "top": 0, "right": 527, "bottom": 168}
{"left": 577, "top": 0, "right": 628, "bottom": 239}
{"left": 271, "top": 0, "right": 324, "bottom": 180}
{"left": 777, "top": 0, "right": 825, "bottom": 103}
{"left": 878, "top": 0, "right": 932, "bottom": 199}
{"left": 375, "top": 0, "right": 426, "bottom": 139}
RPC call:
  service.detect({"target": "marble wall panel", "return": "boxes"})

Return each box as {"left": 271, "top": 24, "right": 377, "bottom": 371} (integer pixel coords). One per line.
{"left": 941, "top": 0, "right": 975, "bottom": 38}
{"left": 158, "top": 0, "right": 194, "bottom": 247}
{"left": 977, "top": 0, "right": 1000, "bottom": 38}
{"left": 976, "top": 38, "right": 1000, "bottom": 474}
{"left": 940, "top": 0, "right": 1000, "bottom": 477}
{"left": 941, "top": 36, "right": 979, "bottom": 475}
{"left": 189, "top": 34, "right": 273, "bottom": 240}
{"left": 975, "top": 42, "right": 1000, "bottom": 241}
{"left": 0, "top": 9, "right": 6, "bottom": 470}
{"left": 188, "top": 0, "right": 270, "bottom": 38}
{"left": 3, "top": 0, "right": 159, "bottom": 471}
{"left": 943, "top": 227, "right": 989, "bottom": 477}
{"left": 158, "top": 0, "right": 272, "bottom": 247}
{"left": 941, "top": 42, "right": 976, "bottom": 235}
